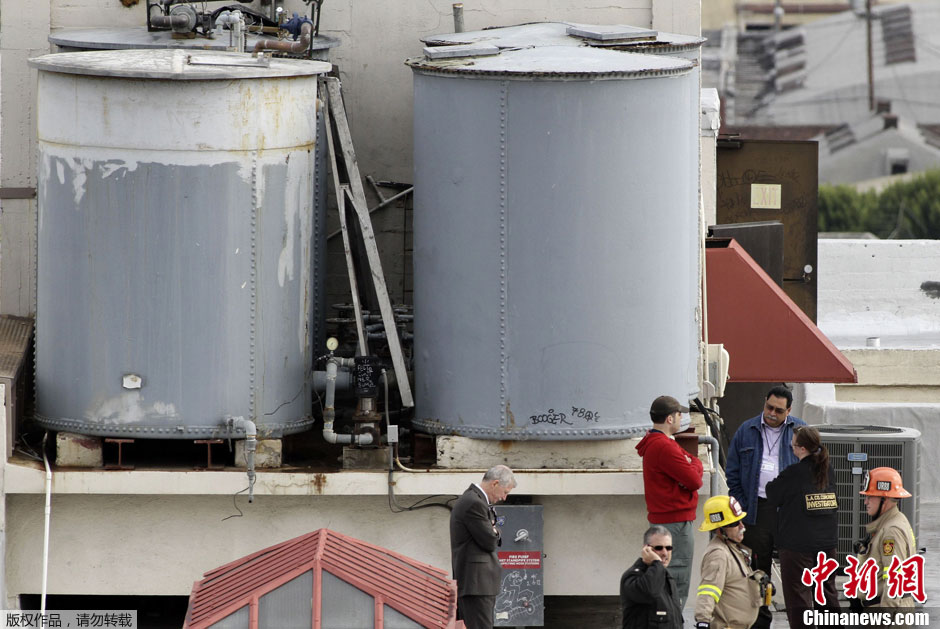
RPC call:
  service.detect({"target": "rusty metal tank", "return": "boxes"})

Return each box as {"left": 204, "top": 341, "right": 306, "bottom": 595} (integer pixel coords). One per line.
{"left": 31, "top": 49, "right": 330, "bottom": 438}
{"left": 408, "top": 44, "right": 700, "bottom": 440}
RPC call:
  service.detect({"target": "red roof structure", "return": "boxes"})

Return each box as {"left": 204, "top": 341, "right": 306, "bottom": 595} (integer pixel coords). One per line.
{"left": 706, "top": 238, "right": 857, "bottom": 383}
{"left": 184, "top": 528, "right": 462, "bottom": 629}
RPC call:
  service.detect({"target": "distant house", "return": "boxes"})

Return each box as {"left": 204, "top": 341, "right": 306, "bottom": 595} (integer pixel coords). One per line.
{"left": 705, "top": 2, "right": 940, "bottom": 127}
{"left": 813, "top": 112, "right": 940, "bottom": 184}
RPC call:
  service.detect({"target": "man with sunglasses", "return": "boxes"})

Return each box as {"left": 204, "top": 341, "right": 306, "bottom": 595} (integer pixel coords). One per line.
{"left": 726, "top": 385, "right": 805, "bottom": 629}
{"left": 621, "top": 525, "right": 683, "bottom": 629}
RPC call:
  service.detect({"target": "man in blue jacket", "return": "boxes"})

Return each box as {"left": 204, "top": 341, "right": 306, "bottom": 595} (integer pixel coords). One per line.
{"left": 725, "top": 385, "right": 805, "bottom": 629}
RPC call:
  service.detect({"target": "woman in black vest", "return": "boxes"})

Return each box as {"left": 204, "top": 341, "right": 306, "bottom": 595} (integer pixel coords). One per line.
{"left": 766, "top": 425, "right": 841, "bottom": 628}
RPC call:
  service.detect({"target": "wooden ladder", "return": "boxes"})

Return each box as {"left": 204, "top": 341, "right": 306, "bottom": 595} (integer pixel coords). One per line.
{"left": 321, "top": 76, "right": 414, "bottom": 408}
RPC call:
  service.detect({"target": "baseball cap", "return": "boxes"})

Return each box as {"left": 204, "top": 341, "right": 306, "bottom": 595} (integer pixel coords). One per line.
{"left": 650, "top": 395, "right": 690, "bottom": 416}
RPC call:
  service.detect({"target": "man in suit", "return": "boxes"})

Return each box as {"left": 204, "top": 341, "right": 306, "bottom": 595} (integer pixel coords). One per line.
{"left": 450, "top": 464, "right": 517, "bottom": 629}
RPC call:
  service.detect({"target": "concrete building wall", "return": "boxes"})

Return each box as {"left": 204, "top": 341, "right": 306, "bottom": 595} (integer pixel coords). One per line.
{"left": 2, "top": 464, "right": 717, "bottom": 604}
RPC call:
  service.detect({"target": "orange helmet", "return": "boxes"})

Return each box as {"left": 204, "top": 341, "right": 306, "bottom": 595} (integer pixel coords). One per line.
{"left": 860, "top": 467, "right": 911, "bottom": 498}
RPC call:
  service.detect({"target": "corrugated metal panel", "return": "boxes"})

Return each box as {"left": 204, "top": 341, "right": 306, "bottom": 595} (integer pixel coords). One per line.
{"left": 184, "top": 529, "right": 459, "bottom": 629}
{"left": 0, "top": 316, "right": 32, "bottom": 380}
{"left": 705, "top": 238, "right": 857, "bottom": 383}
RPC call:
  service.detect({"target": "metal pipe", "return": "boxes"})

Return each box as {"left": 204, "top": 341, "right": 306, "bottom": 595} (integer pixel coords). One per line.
{"left": 151, "top": 4, "right": 198, "bottom": 34}
{"left": 698, "top": 434, "right": 721, "bottom": 498}
{"left": 312, "top": 368, "right": 352, "bottom": 392}
{"left": 150, "top": 13, "right": 191, "bottom": 28}
{"left": 312, "top": 368, "right": 395, "bottom": 392}
{"left": 216, "top": 10, "right": 246, "bottom": 53}
{"left": 322, "top": 359, "right": 374, "bottom": 445}
{"left": 227, "top": 417, "right": 257, "bottom": 502}
{"left": 452, "top": 3, "right": 465, "bottom": 33}
{"left": 41, "top": 432, "right": 52, "bottom": 614}
{"left": 253, "top": 20, "right": 311, "bottom": 55}
{"left": 326, "top": 186, "right": 414, "bottom": 241}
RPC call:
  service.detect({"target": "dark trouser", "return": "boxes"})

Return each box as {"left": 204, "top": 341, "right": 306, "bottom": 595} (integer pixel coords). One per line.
{"left": 660, "top": 521, "right": 694, "bottom": 608}
{"left": 779, "top": 548, "right": 841, "bottom": 629}
{"left": 742, "top": 498, "right": 776, "bottom": 629}
{"left": 458, "top": 595, "right": 496, "bottom": 629}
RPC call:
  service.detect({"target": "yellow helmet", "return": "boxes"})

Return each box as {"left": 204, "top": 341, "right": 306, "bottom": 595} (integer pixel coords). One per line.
{"left": 699, "top": 495, "right": 746, "bottom": 531}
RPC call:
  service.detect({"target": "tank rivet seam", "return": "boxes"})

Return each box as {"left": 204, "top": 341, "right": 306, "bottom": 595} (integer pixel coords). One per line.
{"left": 249, "top": 154, "right": 258, "bottom": 419}
{"left": 498, "top": 80, "right": 508, "bottom": 424}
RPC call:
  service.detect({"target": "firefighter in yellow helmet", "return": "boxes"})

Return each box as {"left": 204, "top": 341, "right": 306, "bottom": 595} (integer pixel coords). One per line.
{"left": 694, "top": 496, "right": 768, "bottom": 629}
{"left": 851, "top": 467, "right": 917, "bottom": 612}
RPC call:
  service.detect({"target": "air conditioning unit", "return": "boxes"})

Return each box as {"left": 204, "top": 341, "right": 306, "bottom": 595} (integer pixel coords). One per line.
{"left": 815, "top": 424, "right": 920, "bottom": 564}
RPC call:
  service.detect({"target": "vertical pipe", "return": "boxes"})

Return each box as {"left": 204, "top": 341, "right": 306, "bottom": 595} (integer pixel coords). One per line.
{"left": 41, "top": 432, "right": 52, "bottom": 614}
{"left": 452, "top": 3, "right": 465, "bottom": 33}
{"left": 866, "top": 0, "right": 874, "bottom": 110}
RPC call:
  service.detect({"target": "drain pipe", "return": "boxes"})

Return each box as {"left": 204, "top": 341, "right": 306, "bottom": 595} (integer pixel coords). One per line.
{"left": 41, "top": 432, "right": 52, "bottom": 614}
{"left": 698, "top": 434, "right": 721, "bottom": 498}
{"left": 253, "top": 18, "right": 311, "bottom": 55}
{"left": 215, "top": 10, "right": 246, "bottom": 53}
{"left": 227, "top": 417, "right": 257, "bottom": 502}
{"left": 323, "top": 357, "right": 373, "bottom": 446}
{"left": 452, "top": 3, "right": 465, "bottom": 33}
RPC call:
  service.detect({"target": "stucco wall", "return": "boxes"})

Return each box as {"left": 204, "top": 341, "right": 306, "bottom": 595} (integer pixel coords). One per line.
{"left": 817, "top": 239, "right": 940, "bottom": 347}
{"left": 3, "top": 492, "right": 710, "bottom": 602}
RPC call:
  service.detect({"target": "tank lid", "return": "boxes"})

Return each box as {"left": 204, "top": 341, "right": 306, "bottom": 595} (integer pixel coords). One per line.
{"left": 422, "top": 22, "right": 705, "bottom": 52}
{"left": 48, "top": 26, "right": 341, "bottom": 53}
{"left": 29, "top": 49, "right": 331, "bottom": 80}
{"left": 407, "top": 45, "right": 693, "bottom": 79}
{"left": 423, "top": 43, "right": 500, "bottom": 60}
{"left": 565, "top": 24, "right": 656, "bottom": 41}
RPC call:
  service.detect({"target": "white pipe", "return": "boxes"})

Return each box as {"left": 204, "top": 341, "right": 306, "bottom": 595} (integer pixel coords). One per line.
{"left": 41, "top": 432, "right": 52, "bottom": 614}
{"left": 227, "top": 417, "right": 257, "bottom": 502}
{"left": 322, "top": 358, "right": 374, "bottom": 446}
{"left": 698, "top": 434, "right": 721, "bottom": 497}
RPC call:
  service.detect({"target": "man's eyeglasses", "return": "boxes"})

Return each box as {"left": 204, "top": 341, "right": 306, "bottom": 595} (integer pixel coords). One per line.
{"left": 651, "top": 545, "right": 673, "bottom": 551}
{"left": 764, "top": 403, "right": 787, "bottom": 414}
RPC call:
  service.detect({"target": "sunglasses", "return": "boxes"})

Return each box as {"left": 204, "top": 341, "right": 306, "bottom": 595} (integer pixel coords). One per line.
{"left": 651, "top": 545, "right": 673, "bottom": 551}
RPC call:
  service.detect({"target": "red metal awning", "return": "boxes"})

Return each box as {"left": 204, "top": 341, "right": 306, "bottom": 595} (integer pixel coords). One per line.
{"left": 705, "top": 238, "right": 857, "bottom": 383}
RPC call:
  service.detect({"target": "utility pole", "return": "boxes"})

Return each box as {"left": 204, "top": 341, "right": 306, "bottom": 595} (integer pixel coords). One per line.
{"left": 867, "top": 0, "right": 875, "bottom": 110}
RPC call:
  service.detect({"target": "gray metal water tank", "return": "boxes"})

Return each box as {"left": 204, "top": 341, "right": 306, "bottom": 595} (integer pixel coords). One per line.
{"left": 408, "top": 46, "right": 700, "bottom": 440}
{"left": 30, "top": 49, "right": 331, "bottom": 438}
{"left": 47, "top": 30, "right": 337, "bottom": 375}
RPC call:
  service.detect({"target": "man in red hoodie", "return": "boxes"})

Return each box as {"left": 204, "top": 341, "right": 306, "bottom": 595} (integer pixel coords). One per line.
{"left": 636, "top": 395, "right": 704, "bottom": 608}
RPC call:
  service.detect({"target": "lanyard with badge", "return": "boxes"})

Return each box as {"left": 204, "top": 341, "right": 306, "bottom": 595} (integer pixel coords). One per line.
{"left": 760, "top": 422, "right": 783, "bottom": 472}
